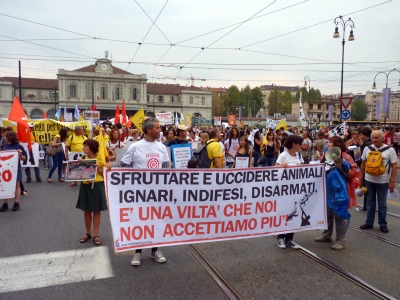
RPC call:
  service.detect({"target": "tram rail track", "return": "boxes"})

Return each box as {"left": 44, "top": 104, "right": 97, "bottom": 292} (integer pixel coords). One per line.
{"left": 186, "top": 244, "right": 243, "bottom": 300}
{"left": 187, "top": 236, "right": 398, "bottom": 300}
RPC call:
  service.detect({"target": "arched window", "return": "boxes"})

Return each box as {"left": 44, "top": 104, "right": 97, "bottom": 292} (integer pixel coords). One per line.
{"left": 47, "top": 109, "right": 56, "bottom": 119}
{"left": 30, "top": 109, "right": 44, "bottom": 120}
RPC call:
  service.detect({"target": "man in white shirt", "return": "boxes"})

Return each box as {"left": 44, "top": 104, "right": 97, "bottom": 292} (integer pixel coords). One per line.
{"left": 358, "top": 130, "right": 397, "bottom": 233}
{"left": 107, "top": 117, "right": 170, "bottom": 266}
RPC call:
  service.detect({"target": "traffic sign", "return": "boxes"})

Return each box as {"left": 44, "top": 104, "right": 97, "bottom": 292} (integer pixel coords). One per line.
{"left": 339, "top": 97, "right": 353, "bottom": 108}
{"left": 340, "top": 109, "right": 351, "bottom": 120}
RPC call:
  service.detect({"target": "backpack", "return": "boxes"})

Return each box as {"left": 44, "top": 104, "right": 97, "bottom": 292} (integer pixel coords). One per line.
{"left": 192, "top": 141, "right": 217, "bottom": 168}
{"left": 365, "top": 145, "right": 391, "bottom": 175}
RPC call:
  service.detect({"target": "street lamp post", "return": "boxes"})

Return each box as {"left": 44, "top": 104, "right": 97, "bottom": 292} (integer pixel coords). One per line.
{"left": 372, "top": 68, "right": 400, "bottom": 124}
{"left": 333, "top": 15, "right": 355, "bottom": 122}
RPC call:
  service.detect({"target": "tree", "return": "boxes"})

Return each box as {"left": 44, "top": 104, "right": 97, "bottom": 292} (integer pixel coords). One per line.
{"left": 224, "top": 85, "right": 241, "bottom": 115}
{"left": 211, "top": 93, "right": 226, "bottom": 116}
{"left": 295, "top": 87, "right": 322, "bottom": 101}
{"left": 351, "top": 99, "right": 369, "bottom": 121}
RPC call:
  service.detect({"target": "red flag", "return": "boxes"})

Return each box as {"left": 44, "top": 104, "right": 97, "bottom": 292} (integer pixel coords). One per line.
{"left": 126, "top": 115, "right": 132, "bottom": 128}
{"left": 8, "top": 96, "right": 29, "bottom": 127}
{"left": 42, "top": 111, "right": 47, "bottom": 119}
{"left": 121, "top": 100, "right": 127, "bottom": 125}
{"left": 114, "top": 104, "right": 120, "bottom": 124}
{"left": 17, "top": 123, "right": 32, "bottom": 150}
{"left": 8, "top": 96, "right": 32, "bottom": 150}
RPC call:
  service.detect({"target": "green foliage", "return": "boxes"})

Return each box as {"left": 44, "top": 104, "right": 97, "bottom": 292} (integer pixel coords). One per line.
{"left": 295, "top": 87, "right": 322, "bottom": 101}
{"left": 351, "top": 99, "right": 369, "bottom": 121}
{"left": 211, "top": 85, "right": 264, "bottom": 118}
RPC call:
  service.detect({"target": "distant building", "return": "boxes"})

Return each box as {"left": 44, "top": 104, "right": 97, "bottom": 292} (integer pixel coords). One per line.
{"left": 364, "top": 90, "right": 400, "bottom": 122}
{"left": 0, "top": 58, "right": 212, "bottom": 124}
{"left": 0, "top": 77, "right": 58, "bottom": 119}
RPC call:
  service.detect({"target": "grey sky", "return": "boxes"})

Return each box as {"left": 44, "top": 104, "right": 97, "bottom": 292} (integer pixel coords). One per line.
{"left": 1, "top": 0, "right": 399, "bottom": 95}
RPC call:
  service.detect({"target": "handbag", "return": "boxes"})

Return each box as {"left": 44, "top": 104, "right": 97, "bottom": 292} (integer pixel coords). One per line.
{"left": 46, "top": 146, "right": 57, "bottom": 156}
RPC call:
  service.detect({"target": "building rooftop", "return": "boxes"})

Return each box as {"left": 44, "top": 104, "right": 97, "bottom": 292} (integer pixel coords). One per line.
{"left": 0, "top": 77, "right": 58, "bottom": 89}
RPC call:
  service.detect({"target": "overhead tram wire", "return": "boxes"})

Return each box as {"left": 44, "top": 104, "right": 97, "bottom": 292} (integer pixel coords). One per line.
{"left": 174, "top": 0, "right": 278, "bottom": 79}
{"left": 0, "top": 34, "right": 96, "bottom": 60}
{"left": 239, "top": 0, "right": 393, "bottom": 49}
{"left": 0, "top": 12, "right": 96, "bottom": 38}
{"left": 133, "top": 0, "right": 175, "bottom": 82}
{"left": 174, "top": 0, "right": 309, "bottom": 45}
{"left": 126, "top": 0, "right": 169, "bottom": 71}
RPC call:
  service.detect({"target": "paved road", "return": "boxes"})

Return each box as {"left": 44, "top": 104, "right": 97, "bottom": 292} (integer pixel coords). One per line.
{"left": 1, "top": 164, "right": 399, "bottom": 299}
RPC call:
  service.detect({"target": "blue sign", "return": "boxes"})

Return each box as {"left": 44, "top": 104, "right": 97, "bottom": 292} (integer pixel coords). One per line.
{"left": 340, "top": 109, "right": 351, "bottom": 120}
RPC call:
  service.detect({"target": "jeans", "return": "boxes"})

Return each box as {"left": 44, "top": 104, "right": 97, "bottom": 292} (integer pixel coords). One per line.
{"left": 253, "top": 151, "right": 260, "bottom": 167}
{"left": 44, "top": 153, "right": 53, "bottom": 168}
{"left": 25, "top": 167, "right": 41, "bottom": 180}
{"left": 365, "top": 180, "right": 388, "bottom": 228}
{"left": 265, "top": 156, "right": 275, "bottom": 167}
{"left": 48, "top": 152, "right": 65, "bottom": 179}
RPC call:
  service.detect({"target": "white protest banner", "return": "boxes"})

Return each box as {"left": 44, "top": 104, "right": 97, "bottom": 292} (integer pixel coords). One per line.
{"left": 156, "top": 112, "right": 172, "bottom": 125}
{"left": 105, "top": 165, "right": 327, "bottom": 253}
{"left": 170, "top": 144, "right": 192, "bottom": 169}
{"left": 68, "top": 152, "right": 84, "bottom": 161}
{"left": 20, "top": 143, "right": 40, "bottom": 168}
{"left": 0, "top": 151, "right": 18, "bottom": 199}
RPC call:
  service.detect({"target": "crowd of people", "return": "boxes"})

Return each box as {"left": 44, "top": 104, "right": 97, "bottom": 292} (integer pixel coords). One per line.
{"left": 0, "top": 119, "right": 398, "bottom": 266}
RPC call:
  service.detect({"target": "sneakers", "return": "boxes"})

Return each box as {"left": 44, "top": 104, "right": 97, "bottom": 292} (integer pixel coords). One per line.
{"left": 380, "top": 227, "right": 389, "bottom": 233}
{"left": 331, "top": 242, "right": 345, "bottom": 250}
{"left": 355, "top": 207, "right": 366, "bottom": 212}
{"left": 285, "top": 240, "right": 300, "bottom": 249}
{"left": 360, "top": 224, "right": 373, "bottom": 230}
{"left": 150, "top": 251, "right": 166, "bottom": 263}
{"left": 0, "top": 203, "right": 8, "bottom": 212}
{"left": 277, "top": 238, "right": 286, "bottom": 249}
{"left": 130, "top": 253, "right": 142, "bottom": 266}
{"left": 26, "top": 179, "right": 32, "bottom": 183}
{"left": 36, "top": 178, "right": 42, "bottom": 183}
{"left": 12, "top": 203, "right": 20, "bottom": 211}
{"left": 315, "top": 236, "right": 333, "bottom": 242}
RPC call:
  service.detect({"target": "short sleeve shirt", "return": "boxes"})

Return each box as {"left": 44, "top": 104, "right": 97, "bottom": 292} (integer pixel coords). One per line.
{"left": 121, "top": 139, "right": 170, "bottom": 169}
{"left": 207, "top": 139, "right": 223, "bottom": 168}
{"left": 66, "top": 134, "right": 87, "bottom": 152}
{"left": 276, "top": 151, "right": 303, "bottom": 166}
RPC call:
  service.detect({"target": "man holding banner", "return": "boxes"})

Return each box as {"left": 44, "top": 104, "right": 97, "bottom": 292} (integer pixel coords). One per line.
{"left": 106, "top": 117, "right": 170, "bottom": 266}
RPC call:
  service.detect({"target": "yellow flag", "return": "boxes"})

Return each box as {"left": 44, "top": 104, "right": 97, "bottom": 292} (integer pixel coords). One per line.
{"left": 130, "top": 108, "right": 145, "bottom": 133}
{"left": 276, "top": 119, "right": 288, "bottom": 131}
{"left": 96, "top": 128, "right": 107, "bottom": 167}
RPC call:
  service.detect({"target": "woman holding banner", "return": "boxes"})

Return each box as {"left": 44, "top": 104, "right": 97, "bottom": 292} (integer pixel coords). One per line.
{"left": 76, "top": 139, "right": 107, "bottom": 246}
{"left": 0, "top": 131, "right": 27, "bottom": 212}
{"left": 47, "top": 128, "right": 68, "bottom": 183}
{"left": 275, "top": 134, "right": 304, "bottom": 249}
